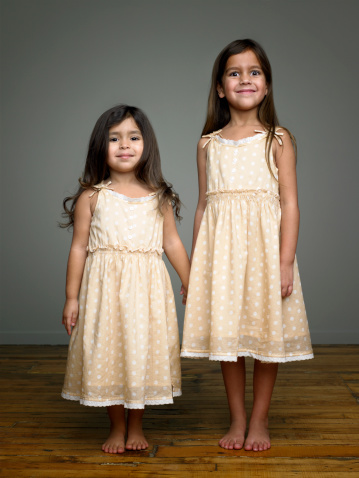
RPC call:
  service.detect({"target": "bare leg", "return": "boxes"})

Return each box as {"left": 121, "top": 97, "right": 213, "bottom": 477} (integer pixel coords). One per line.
{"left": 244, "top": 360, "right": 278, "bottom": 452}
{"left": 126, "top": 409, "right": 148, "bottom": 450}
{"left": 102, "top": 405, "right": 126, "bottom": 453}
{"left": 219, "top": 357, "right": 247, "bottom": 450}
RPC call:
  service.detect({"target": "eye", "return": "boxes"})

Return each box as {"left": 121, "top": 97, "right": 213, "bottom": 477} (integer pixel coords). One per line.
{"left": 131, "top": 136, "right": 141, "bottom": 141}
{"left": 251, "top": 70, "right": 261, "bottom": 76}
{"left": 109, "top": 137, "right": 119, "bottom": 142}
{"left": 229, "top": 71, "right": 239, "bottom": 77}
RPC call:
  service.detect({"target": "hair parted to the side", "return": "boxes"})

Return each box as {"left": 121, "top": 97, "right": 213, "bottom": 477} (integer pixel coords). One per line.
{"left": 203, "top": 39, "right": 296, "bottom": 177}
{"left": 60, "top": 104, "right": 181, "bottom": 228}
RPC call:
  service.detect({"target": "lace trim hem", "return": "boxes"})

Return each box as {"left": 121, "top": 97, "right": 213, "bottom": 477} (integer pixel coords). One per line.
{"left": 180, "top": 350, "right": 314, "bottom": 363}
{"left": 61, "top": 390, "right": 182, "bottom": 408}
{"left": 87, "top": 245, "right": 163, "bottom": 255}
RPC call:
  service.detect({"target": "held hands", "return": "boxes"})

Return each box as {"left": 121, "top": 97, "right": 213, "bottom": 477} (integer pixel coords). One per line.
{"left": 62, "top": 298, "right": 79, "bottom": 335}
{"left": 280, "top": 261, "right": 294, "bottom": 298}
{"left": 180, "top": 285, "right": 188, "bottom": 305}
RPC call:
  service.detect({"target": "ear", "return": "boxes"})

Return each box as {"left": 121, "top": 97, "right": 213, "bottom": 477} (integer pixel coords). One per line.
{"left": 265, "top": 84, "right": 268, "bottom": 96}
{"left": 217, "top": 83, "right": 225, "bottom": 99}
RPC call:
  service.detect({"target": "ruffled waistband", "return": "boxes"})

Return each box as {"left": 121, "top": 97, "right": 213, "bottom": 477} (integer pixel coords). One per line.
{"left": 87, "top": 245, "right": 163, "bottom": 255}
{"left": 206, "top": 188, "right": 280, "bottom": 204}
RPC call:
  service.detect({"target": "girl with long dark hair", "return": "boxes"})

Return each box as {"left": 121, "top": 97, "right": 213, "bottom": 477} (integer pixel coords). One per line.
{"left": 61, "top": 105, "right": 190, "bottom": 453}
{"left": 181, "top": 39, "right": 313, "bottom": 451}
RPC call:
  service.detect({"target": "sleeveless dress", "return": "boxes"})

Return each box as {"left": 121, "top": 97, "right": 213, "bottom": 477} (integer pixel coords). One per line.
{"left": 181, "top": 130, "right": 313, "bottom": 363}
{"left": 62, "top": 182, "right": 181, "bottom": 408}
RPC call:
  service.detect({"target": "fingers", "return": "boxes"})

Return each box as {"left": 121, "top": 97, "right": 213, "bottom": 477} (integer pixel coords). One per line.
{"left": 281, "top": 283, "right": 293, "bottom": 298}
{"left": 62, "top": 312, "right": 77, "bottom": 335}
{"left": 180, "top": 284, "right": 188, "bottom": 304}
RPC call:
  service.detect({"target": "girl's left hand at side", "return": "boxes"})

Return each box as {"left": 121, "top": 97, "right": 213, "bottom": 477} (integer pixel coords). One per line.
{"left": 280, "top": 262, "right": 294, "bottom": 298}
{"left": 62, "top": 298, "right": 79, "bottom": 335}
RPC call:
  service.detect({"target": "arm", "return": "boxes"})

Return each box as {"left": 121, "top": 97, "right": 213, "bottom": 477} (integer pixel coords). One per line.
{"left": 274, "top": 131, "right": 300, "bottom": 298}
{"left": 162, "top": 203, "right": 191, "bottom": 303}
{"left": 62, "top": 191, "right": 94, "bottom": 335}
{"left": 190, "top": 137, "right": 208, "bottom": 262}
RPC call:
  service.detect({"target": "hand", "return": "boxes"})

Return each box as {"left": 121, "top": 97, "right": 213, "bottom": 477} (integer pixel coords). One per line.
{"left": 180, "top": 284, "right": 188, "bottom": 305}
{"left": 280, "top": 262, "right": 294, "bottom": 298}
{"left": 62, "top": 298, "right": 79, "bottom": 335}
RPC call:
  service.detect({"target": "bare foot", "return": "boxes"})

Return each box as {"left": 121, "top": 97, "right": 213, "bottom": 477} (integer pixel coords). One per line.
{"left": 219, "top": 417, "right": 246, "bottom": 450}
{"left": 244, "top": 418, "right": 271, "bottom": 452}
{"left": 102, "top": 426, "right": 126, "bottom": 454}
{"left": 126, "top": 410, "right": 148, "bottom": 450}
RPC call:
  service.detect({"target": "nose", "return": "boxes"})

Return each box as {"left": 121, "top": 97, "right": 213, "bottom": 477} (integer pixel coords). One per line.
{"left": 240, "top": 75, "right": 251, "bottom": 84}
{"left": 119, "top": 140, "right": 129, "bottom": 149}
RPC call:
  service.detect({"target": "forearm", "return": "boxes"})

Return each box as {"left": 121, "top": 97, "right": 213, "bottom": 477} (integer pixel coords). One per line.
{"left": 280, "top": 203, "right": 300, "bottom": 264}
{"left": 65, "top": 247, "right": 88, "bottom": 300}
{"left": 164, "top": 240, "right": 190, "bottom": 290}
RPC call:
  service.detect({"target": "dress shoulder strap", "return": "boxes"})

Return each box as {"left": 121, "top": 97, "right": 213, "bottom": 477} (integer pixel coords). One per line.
{"left": 88, "top": 180, "right": 114, "bottom": 198}
{"left": 201, "top": 129, "right": 223, "bottom": 148}
{"left": 254, "top": 127, "right": 284, "bottom": 146}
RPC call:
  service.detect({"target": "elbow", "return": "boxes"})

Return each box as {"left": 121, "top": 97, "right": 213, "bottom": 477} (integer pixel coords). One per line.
{"left": 281, "top": 200, "right": 299, "bottom": 213}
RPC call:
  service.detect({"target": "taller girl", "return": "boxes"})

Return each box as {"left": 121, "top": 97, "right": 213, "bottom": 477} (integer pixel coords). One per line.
{"left": 181, "top": 39, "right": 313, "bottom": 451}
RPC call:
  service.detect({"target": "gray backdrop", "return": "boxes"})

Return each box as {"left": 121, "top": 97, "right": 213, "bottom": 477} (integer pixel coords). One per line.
{"left": 1, "top": 0, "right": 358, "bottom": 344}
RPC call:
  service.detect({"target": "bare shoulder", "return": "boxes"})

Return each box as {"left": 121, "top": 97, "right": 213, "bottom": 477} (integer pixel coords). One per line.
{"left": 76, "top": 188, "right": 97, "bottom": 216}
{"left": 198, "top": 136, "right": 209, "bottom": 151}
{"left": 274, "top": 126, "right": 295, "bottom": 158}
{"left": 277, "top": 126, "right": 294, "bottom": 142}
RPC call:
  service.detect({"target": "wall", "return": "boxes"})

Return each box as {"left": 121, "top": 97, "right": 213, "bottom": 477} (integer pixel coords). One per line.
{"left": 1, "top": 0, "right": 358, "bottom": 344}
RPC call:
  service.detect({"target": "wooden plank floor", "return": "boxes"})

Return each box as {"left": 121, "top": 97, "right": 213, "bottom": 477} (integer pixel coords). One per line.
{"left": 1, "top": 345, "right": 359, "bottom": 477}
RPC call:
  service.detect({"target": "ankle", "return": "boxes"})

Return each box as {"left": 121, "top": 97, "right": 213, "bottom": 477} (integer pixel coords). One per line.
{"left": 249, "top": 415, "right": 269, "bottom": 426}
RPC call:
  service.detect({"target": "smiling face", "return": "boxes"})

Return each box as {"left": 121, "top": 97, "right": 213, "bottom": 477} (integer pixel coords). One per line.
{"left": 106, "top": 116, "right": 144, "bottom": 175}
{"left": 217, "top": 49, "right": 268, "bottom": 114}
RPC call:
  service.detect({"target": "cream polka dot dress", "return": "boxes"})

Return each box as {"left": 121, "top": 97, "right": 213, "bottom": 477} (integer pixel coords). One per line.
{"left": 181, "top": 130, "right": 313, "bottom": 363}
{"left": 62, "top": 183, "right": 181, "bottom": 408}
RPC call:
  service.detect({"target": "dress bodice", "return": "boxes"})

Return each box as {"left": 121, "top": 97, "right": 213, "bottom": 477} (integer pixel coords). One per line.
{"left": 88, "top": 184, "right": 163, "bottom": 255}
{"left": 204, "top": 130, "right": 281, "bottom": 196}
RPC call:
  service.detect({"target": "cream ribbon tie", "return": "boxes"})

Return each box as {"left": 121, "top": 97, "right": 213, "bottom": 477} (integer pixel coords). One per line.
{"left": 89, "top": 181, "right": 114, "bottom": 198}
{"left": 202, "top": 129, "right": 223, "bottom": 148}
{"left": 254, "top": 128, "right": 284, "bottom": 145}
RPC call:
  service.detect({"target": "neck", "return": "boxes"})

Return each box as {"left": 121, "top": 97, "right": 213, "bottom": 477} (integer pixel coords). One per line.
{"left": 227, "top": 106, "right": 261, "bottom": 127}
{"left": 108, "top": 171, "right": 139, "bottom": 186}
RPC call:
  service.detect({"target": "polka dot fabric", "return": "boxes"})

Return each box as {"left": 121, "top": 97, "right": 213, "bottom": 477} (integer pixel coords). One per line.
{"left": 62, "top": 186, "right": 181, "bottom": 408}
{"left": 181, "top": 131, "right": 313, "bottom": 363}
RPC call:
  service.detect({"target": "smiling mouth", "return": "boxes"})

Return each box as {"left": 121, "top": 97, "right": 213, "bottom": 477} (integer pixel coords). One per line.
{"left": 238, "top": 89, "right": 256, "bottom": 93}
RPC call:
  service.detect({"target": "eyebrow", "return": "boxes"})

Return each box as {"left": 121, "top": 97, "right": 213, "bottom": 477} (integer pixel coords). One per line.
{"left": 225, "top": 65, "right": 262, "bottom": 73}
{"left": 109, "top": 130, "right": 142, "bottom": 135}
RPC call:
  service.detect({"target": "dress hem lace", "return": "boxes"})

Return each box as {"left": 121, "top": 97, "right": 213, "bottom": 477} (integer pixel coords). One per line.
{"left": 61, "top": 390, "right": 182, "bottom": 408}
{"left": 180, "top": 350, "right": 314, "bottom": 363}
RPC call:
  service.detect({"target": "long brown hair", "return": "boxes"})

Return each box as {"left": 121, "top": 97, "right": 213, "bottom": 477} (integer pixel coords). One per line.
{"left": 203, "top": 39, "right": 296, "bottom": 177}
{"left": 61, "top": 105, "right": 181, "bottom": 228}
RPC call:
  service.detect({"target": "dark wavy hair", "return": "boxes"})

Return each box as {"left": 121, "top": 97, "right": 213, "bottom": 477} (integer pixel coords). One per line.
{"left": 203, "top": 39, "right": 296, "bottom": 177}
{"left": 61, "top": 104, "right": 181, "bottom": 228}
